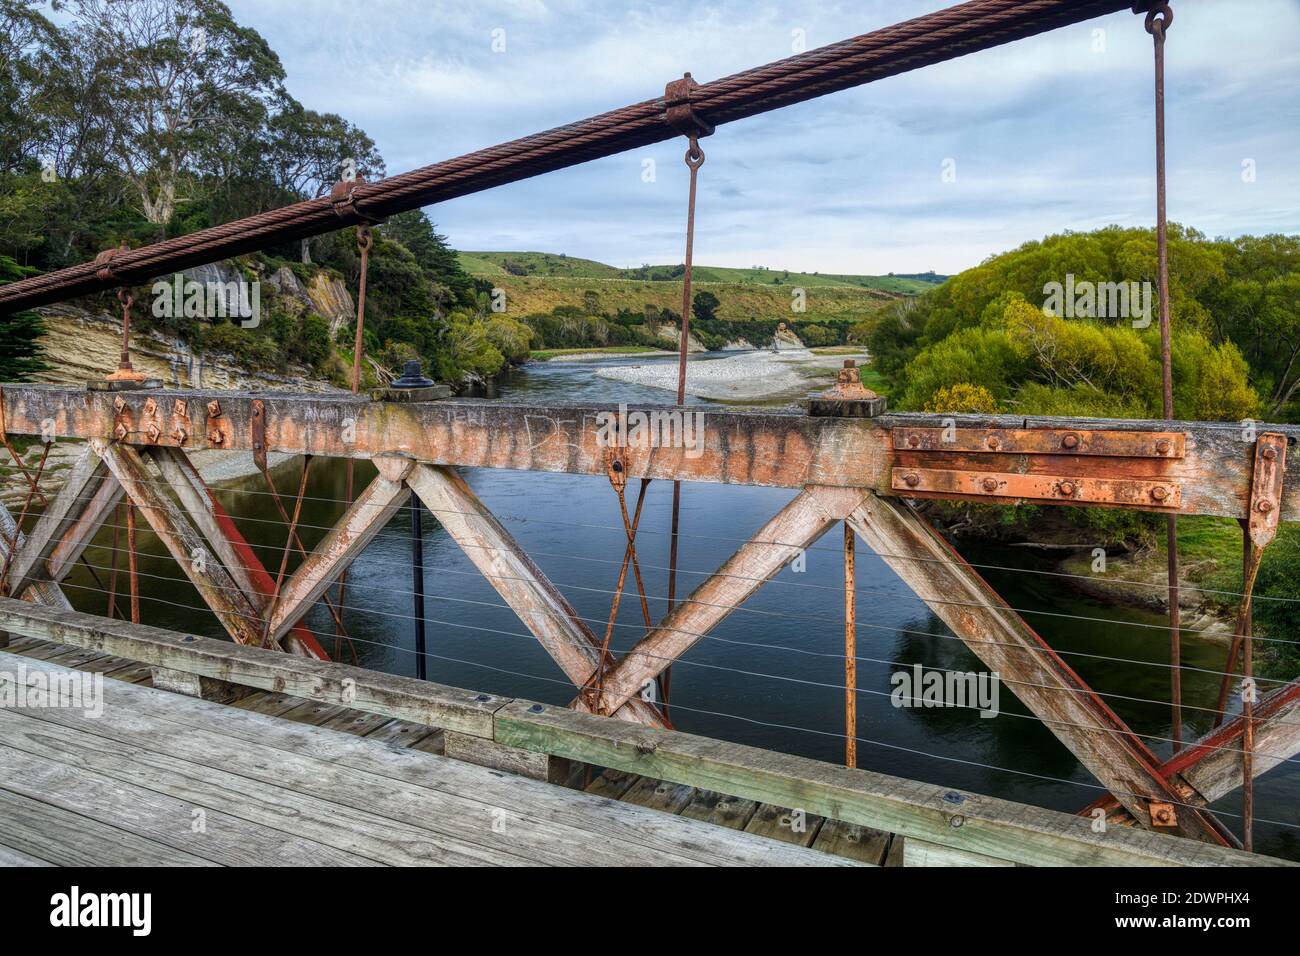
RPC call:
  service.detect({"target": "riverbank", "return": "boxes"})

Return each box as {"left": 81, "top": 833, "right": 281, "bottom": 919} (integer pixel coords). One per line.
{"left": 530, "top": 346, "right": 674, "bottom": 362}
{"left": 594, "top": 348, "right": 869, "bottom": 403}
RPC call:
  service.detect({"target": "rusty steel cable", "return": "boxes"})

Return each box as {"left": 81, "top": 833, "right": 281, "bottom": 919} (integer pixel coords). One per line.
{"left": 125, "top": 500, "right": 140, "bottom": 624}
{"left": 1241, "top": 526, "right": 1258, "bottom": 850}
{"left": 844, "top": 521, "right": 857, "bottom": 769}
{"left": 1145, "top": 1, "right": 1182, "bottom": 754}
{"left": 0, "top": 0, "right": 1141, "bottom": 315}
{"left": 0, "top": 440, "right": 50, "bottom": 595}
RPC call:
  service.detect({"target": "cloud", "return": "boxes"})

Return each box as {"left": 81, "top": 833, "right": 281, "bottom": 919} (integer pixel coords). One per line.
{"left": 227, "top": 0, "right": 1300, "bottom": 274}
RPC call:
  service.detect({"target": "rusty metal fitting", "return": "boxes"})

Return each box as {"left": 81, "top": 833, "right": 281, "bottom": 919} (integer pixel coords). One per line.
{"left": 902, "top": 472, "right": 921, "bottom": 488}
{"left": 93, "top": 243, "right": 127, "bottom": 282}
{"left": 1155, "top": 438, "right": 1173, "bottom": 455}
{"left": 1141, "top": 2, "right": 1173, "bottom": 38}
{"left": 1256, "top": 499, "right": 1274, "bottom": 514}
{"left": 664, "top": 72, "right": 714, "bottom": 138}
{"left": 906, "top": 433, "right": 920, "bottom": 448}
{"left": 207, "top": 400, "right": 222, "bottom": 418}
{"left": 329, "top": 177, "right": 385, "bottom": 224}
{"left": 1057, "top": 480, "right": 1077, "bottom": 497}
{"left": 980, "top": 477, "right": 998, "bottom": 493}
{"left": 1149, "top": 800, "right": 1178, "bottom": 827}
{"left": 1061, "top": 433, "right": 1080, "bottom": 450}
{"left": 1150, "top": 485, "right": 1170, "bottom": 503}
{"left": 145, "top": 422, "right": 161, "bottom": 444}
{"left": 986, "top": 436, "right": 1000, "bottom": 450}
{"left": 1262, "top": 445, "right": 1279, "bottom": 462}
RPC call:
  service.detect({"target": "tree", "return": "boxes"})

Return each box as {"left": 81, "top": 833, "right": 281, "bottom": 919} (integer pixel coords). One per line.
{"left": 0, "top": 256, "right": 46, "bottom": 379}
{"left": 266, "top": 100, "right": 385, "bottom": 261}
{"left": 380, "top": 209, "right": 472, "bottom": 305}
{"left": 65, "top": 0, "right": 288, "bottom": 226}
{"left": 0, "top": 0, "right": 59, "bottom": 174}
{"left": 692, "top": 290, "right": 720, "bottom": 322}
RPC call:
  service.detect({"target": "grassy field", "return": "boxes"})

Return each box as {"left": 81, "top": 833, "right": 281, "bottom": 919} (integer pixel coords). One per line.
{"left": 459, "top": 250, "right": 942, "bottom": 295}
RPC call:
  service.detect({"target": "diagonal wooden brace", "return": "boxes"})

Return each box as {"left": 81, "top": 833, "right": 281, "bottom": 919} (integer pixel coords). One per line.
{"left": 843, "top": 492, "right": 1226, "bottom": 844}
{"left": 92, "top": 439, "right": 271, "bottom": 649}
{"left": 405, "top": 463, "right": 667, "bottom": 728}
{"left": 3, "top": 446, "right": 122, "bottom": 598}
{"left": 148, "top": 446, "right": 329, "bottom": 659}
{"left": 0, "top": 502, "right": 71, "bottom": 611}
{"left": 264, "top": 456, "right": 414, "bottom": 644}
{"left": 572, "top": 485, "right": 870, "bottom": 719}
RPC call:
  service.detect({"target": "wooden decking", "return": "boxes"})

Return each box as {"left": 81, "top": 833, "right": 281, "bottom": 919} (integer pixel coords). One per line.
{"left": 0, "top": 640, "right": 864, "bottom": 866}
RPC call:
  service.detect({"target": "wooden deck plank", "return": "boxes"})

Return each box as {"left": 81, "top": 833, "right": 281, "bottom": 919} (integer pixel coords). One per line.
{"left": 620, "top": 777, "right": 696, "bottom": 814}
{"left": 0, "top": 789, "right": 211, "bottom": 867}
{"left": 584, "top": 768, "right": 638, "bottom": 799}
{"left": 320, "top": 709, "right": 393, "bottom": 737}
{"left": 0, "top": 841, "right": 54, "bottom": 866}
{"left": 745, "top": 803, "right": 824, "bottom": 848}
{"left": 811, "top": 819, "right": 891, "bottom": 864}
{"left": 362, "top": 719, "right": 439, "bottom": 749}
{"left": 680, "top": 790, "right": 760, "bottom": 830}
{"left": 2, "top": 655, "right": 849, "bottom": 867}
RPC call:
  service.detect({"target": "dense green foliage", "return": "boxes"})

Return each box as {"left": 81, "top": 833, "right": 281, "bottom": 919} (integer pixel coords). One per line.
{"left": 0, "top": 0, "right": 521, "bottom": 387}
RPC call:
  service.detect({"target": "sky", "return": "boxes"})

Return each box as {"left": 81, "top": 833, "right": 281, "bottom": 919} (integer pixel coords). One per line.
{"left": 223, "top": 0, "right": 1300, "bottom": 276}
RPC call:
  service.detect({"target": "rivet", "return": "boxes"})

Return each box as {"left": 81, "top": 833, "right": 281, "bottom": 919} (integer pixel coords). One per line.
{"left": 906, "top": 434, "right": 920, "bottom": 448}
{"left": 1150, "top": 485, "right": 1169, "bottom": 502}
{"left": 980, "top": 477, "right": 998, "bottom": 493}
{"left": 902, "top": 472, "right": 921, "bottom": 488}
{"left": 1057, "top": 481, "right": 1076, "bottom": 497}
{"left": 1155, "top": 438, "right": 1172, "bottom": 455}
{"left": 986, "top": 436, "right": 999, "bottom": 450}
{"left": 1061, "top": 434, "right": 1080, "bottom": 450}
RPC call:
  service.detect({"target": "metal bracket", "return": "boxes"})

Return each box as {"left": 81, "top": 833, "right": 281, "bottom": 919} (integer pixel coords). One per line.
{"left": 1247, "top": 433, "right": 1287, "bottom": 548}
{"left": 250, "top": 399, "right": 267, "bottom": 472}
{"left": 664, "top": 73, "right": 714, "bottom": 138}
{"left": 328, "top": 178, "right": 386, "bottom": 225}
{"left": 169, "top": 399, "right": 191, "bottom": 445}
{"left": 111, "top": 395, "right": 133, "bottom": 442}
{"left": 889, "top": 425, "right": 1187, "bottom": 509}
{"left": 1149, "top": 800, "right": 1178, "bottom": 828}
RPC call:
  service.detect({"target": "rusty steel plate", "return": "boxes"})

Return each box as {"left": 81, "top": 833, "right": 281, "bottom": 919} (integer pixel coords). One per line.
{"left": 889, "top": 427, "right": 1185, "bottom": 459}
{"left": 892, "top": 467, "right": 1181, "bottom": 509}
{"left": 1248, "top": 433, "right": 1288, "bottom": 548}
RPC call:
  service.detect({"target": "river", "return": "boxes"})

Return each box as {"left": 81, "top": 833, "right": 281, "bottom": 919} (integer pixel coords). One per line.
{"left": 60, "top": 352, "right": 1299, "bottom": 859}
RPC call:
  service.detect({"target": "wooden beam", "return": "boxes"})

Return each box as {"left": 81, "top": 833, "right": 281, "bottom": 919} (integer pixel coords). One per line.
{"left": 0, "top": 503, "right": 71, "bottom": 611}
{"left": 0, "top": 597, "right": 503, "bottom": 737}
{"left": 91, "top": 439, "right": 270, "bottom": 648}
{"left": 580, "top": 485, "right": 868, "bottom": 717}
{"left": 493, "top": 699, "right": 1284, "bottom": 867}
{"left": 405, "top": 463, "right": 666, "bottom": 727}
{"left": 4, "top": 386, "right": 1296, "bottom": 521}
{"left": 4, "top": 447, "right": 119, "bottom": 596}
{"left": 260, "top": 458, "right": 411, "bottom": 644}
{"left": 844, "top": 492, "right": 1227, "bottom": 845}
{"left": 147, "top": 446, "right": 327, "bottom": 659}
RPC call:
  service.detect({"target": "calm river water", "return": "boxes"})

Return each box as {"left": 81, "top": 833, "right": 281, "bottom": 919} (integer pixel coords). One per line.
{"left": 62, "top": 353, "right": 1299, "bottom": 859}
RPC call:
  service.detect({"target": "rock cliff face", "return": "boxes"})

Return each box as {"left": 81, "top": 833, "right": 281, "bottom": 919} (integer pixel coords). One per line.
{"left": 266, "top": 265, "right": 354, "bottom": 335}
{"left": 30, "top": 303, "right": 339, "bottom": 392}
{"left": 655, "top": 323, "right": 707, "bottom": 353}
{"left": 771, "top": 323, "right": 806, "bottom": 351}
{"left": 720, "top": 339, "right": 756, "bottom": 351}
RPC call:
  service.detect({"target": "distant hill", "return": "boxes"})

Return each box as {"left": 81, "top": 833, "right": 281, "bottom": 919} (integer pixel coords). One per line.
{"left": 455, "top": 251, "right": 945, "bottom": 325}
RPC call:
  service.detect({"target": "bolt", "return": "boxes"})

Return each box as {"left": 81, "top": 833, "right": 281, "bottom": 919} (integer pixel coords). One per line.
{"left": 528, "top": 703, "right": 545, "bottom": 714}
{"left": 949, "top": 814, "right": 965, "bottom": 829}
{"left": 980, "top": 477, "right": 998, "bottom": 493}
{"left": 612, "top": 460, "right": 624, "bottom": 473}
{"left": 1152, "top": 806, "right": 1173, "bottom": 826}
{"left": 1061, "top": 433, "right": 1080, "bottom": 450}
{"left": 145, "top": 423, "right": 161, "bottom": 443}
{"left": 902, "top": 472, "right": 921, "bottom": 488}
{"left": 1058, "top": 480, "right": 1077, "bottom": 497}
{"left": 113, "top": 424, "right": 127, "bottom": 441}
{"left": 206, "top": 400, "right": 222, "bottom": 417}
{"left": 1262, "top": 446, "right": 1278, "bottom": 462}
{"left": 906, "top": 433, "right": 920, "bottom": 448}
{"left": 1155, "top": 438, "right": 1172, "bottom": 455}
{"left": 143, "top": 397, "right": 157, "bottom": 416}
{"left": 986, "top": 436, "right": 999, "bottom": 450}
{"left": 1150, "top": 485, "right": 1169, "bottom": 502}
{"left": 171, "top": 427, "right": 188, "bottom": 444}
{"left": 1257, "top": 499, "right": 1275, "bottom": 514}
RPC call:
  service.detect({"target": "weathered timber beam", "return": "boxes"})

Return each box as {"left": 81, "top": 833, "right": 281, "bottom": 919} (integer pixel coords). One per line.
{"left": 265, "top": 457, "right": 413, "bottom": 643}
{"left": 91, "top": 439, "right": 270, "bottom": 648}
{"left": 584, "top": 485, "right": 868, "bottom": 717}
{"left": 0, "top": 597, "right": 502, "bottom": 736}
{"left": 148, "top": 447, "right": 328, "bottom": 659}
{"left": 493, "top": 699, "right": 1286, "bottom": 867}
{"left": 1088, "top": 680, "right": 1300, "bottom": 825}
{"left": 0, "top": 505, "right": 71, "bottom": 610}
{"left": 4, "top": 447, "right": 120, "bottom": 596}
{"left": 2, "top": 387, "right": 1297, "bottom": 521}
{"left": 405, "top": 463, "right": 666, "bottom": 728}
{"left": 844, "top": 492, "right": 1226, "bottom": 845}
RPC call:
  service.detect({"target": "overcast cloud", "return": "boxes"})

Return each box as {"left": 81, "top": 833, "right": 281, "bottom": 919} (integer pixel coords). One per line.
{"left": 224, "top": 0, "right": 1300, "bottom": 274}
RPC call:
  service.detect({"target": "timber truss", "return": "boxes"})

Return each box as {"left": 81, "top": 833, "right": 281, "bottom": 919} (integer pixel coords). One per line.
{"left": 2, "top": 384, "right": 1298, "bottom": 849}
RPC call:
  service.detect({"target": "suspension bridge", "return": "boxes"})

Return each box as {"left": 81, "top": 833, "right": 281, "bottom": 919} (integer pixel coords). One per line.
{"left": 0, "top": 0, "right": 1295, "bottom": 867}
